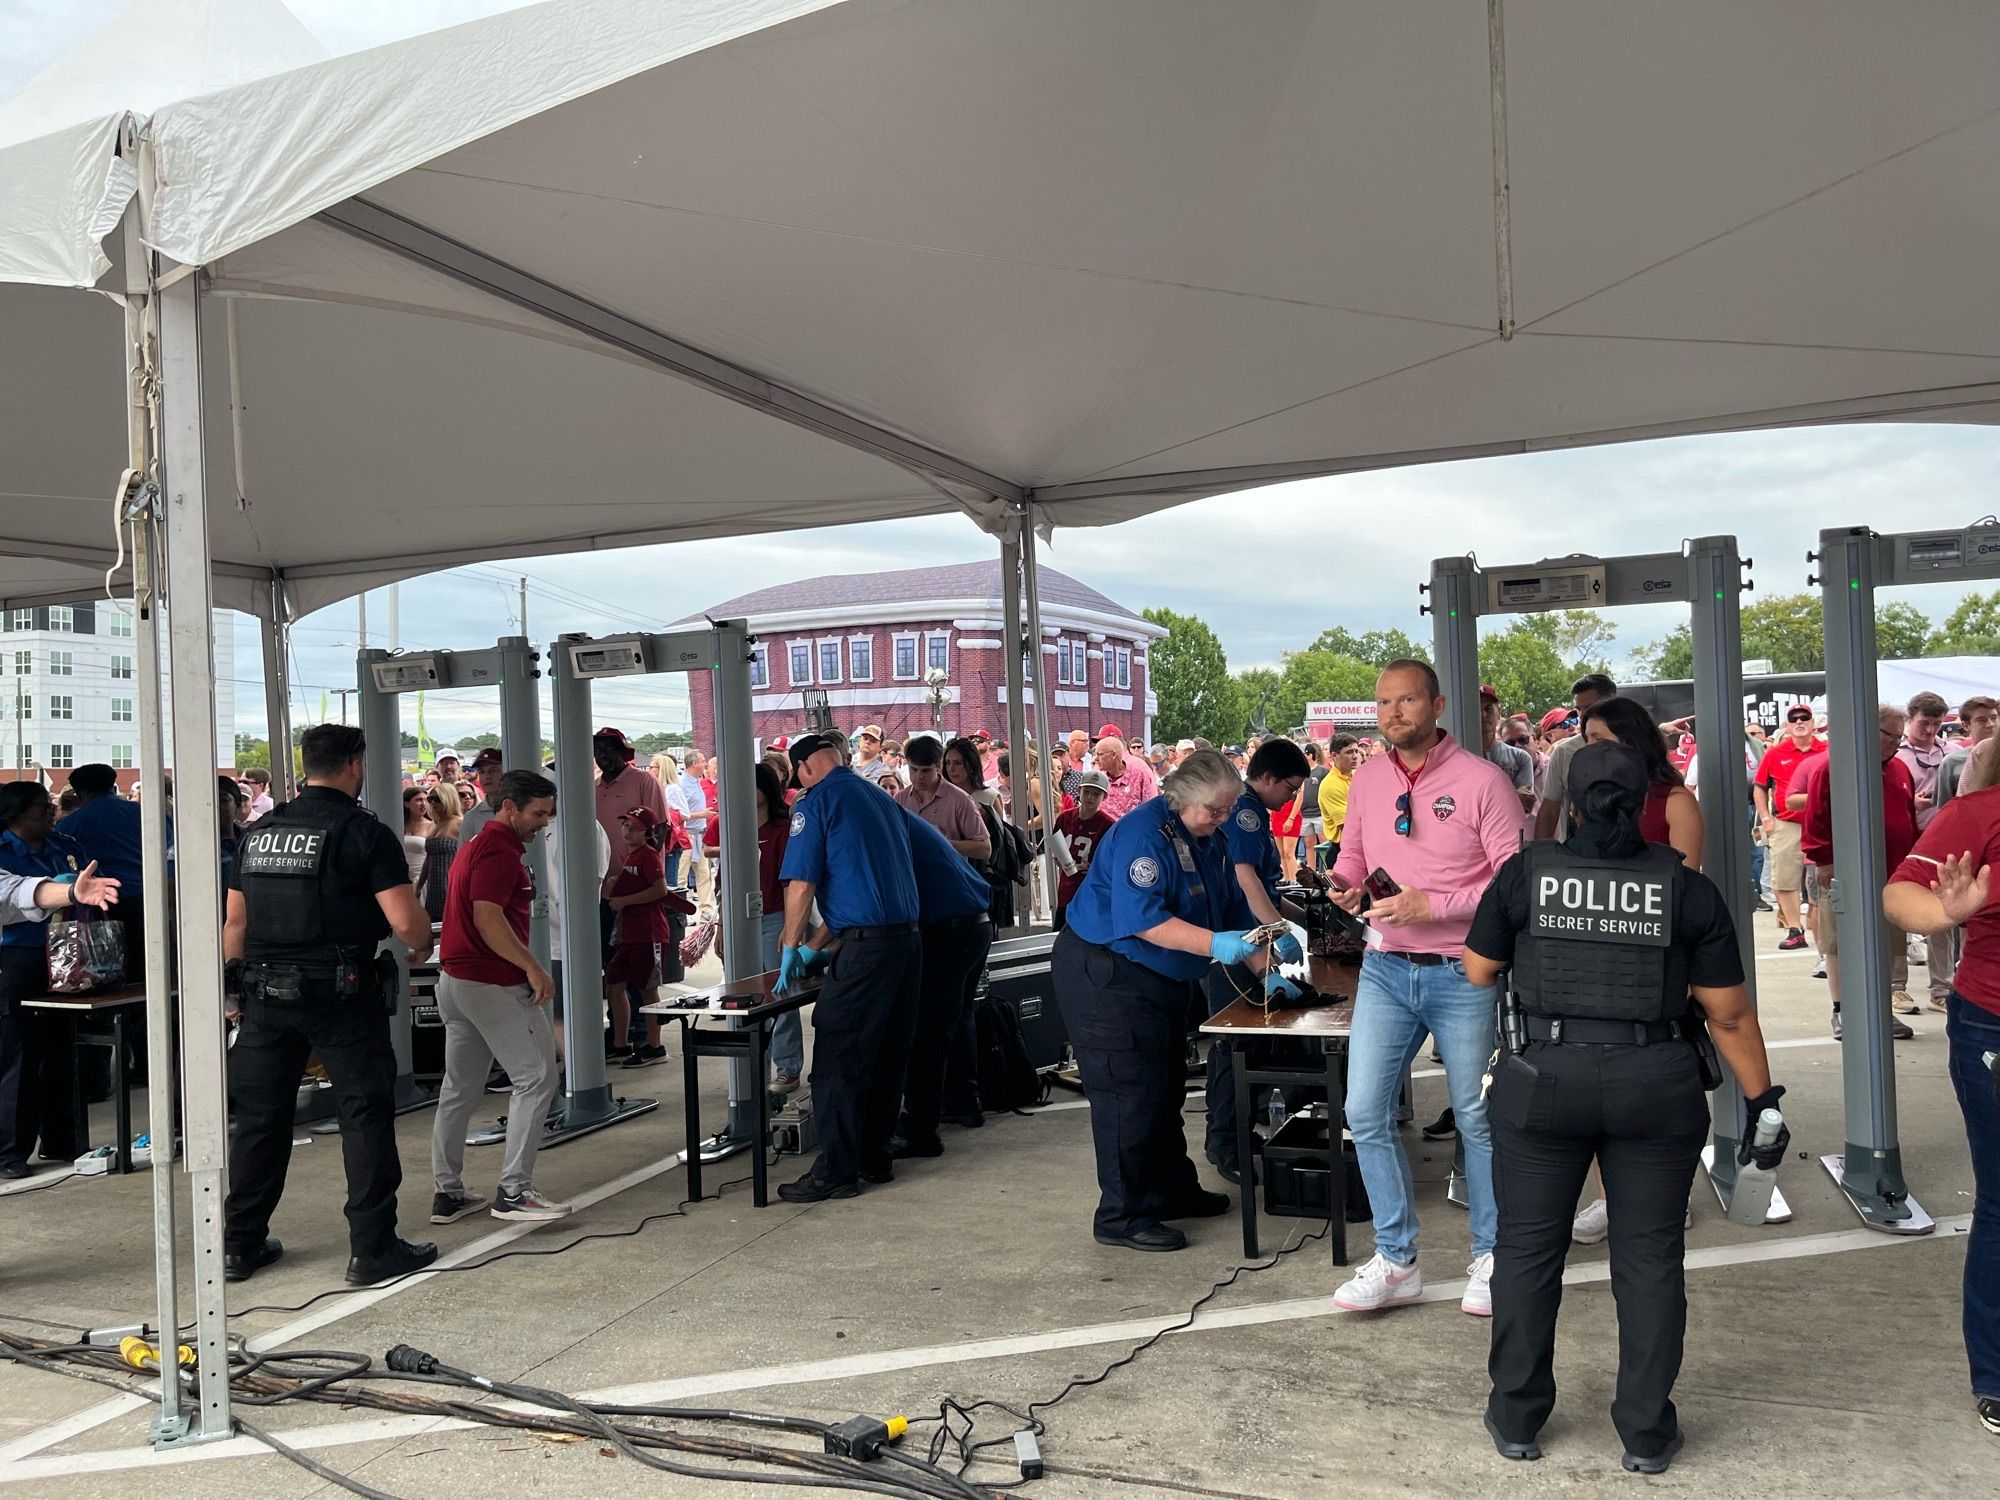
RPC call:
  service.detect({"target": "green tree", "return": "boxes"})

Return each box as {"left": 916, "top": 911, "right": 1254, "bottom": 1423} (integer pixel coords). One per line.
{"left": 1628, "top": 623, "right": 1695, "bottom": 681}
{"left": 1307, "top": 627, "right": 1430, "bottom": 665}
{"left": 1875, "top": 600, "right": 1932, "bottom": 661}
{"left": 1739, "top": 593, "right": 1824, "bottom": 672}
{"left": 1928, "top": 588, "right": 2000, "bottom": 655}
{"left": 1142, "top": 607, "right": 1235, "bottom": 743}
{"left": 634, "top": 730, "right": 693, "bottom": 755}
{"left": 1477, "top": 623, "right": 1572, "bottom": 716}
{"left": 234, "top": 734, "right": 270, "bottom": 770}
{"left": 1272, "top": 651, "right": 1378, "bottom": 736}
{"left": 1516, "top": 610, "right": 1616, "bottom": 672}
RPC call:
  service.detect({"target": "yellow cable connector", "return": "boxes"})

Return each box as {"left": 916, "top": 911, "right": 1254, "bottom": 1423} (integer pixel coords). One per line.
{"left": 119, "top": 1335, "right": 194, "bottom": 1372}
{"left": 885, "top": 1415, "right": 908, "bottom": 1442}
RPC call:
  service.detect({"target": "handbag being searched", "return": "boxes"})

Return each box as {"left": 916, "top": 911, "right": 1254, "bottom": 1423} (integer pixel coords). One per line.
{"left": 47, "top": 909, "right": 127, "bottom": 993}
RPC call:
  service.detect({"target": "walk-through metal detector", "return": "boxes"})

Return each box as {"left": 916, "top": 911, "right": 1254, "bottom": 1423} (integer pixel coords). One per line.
{"left": 1809, "top": 523, "right": 1988, "bottom": 1235}
{"left": 550, "top": 622, "right": 761, "bottom": 1154}
{"left": 356, "top": 638, "right": 548, "bottom": 1112}
{"left": 1426, "top": 538, "right": 1787, "bottom": 1223}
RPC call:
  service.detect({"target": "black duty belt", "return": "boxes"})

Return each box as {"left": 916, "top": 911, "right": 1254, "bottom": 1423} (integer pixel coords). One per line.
{"left": 924, "top": 914, "right": 992, "bottom": 933}
{"left": 1378, "top": 950, "right": 1451, "bottom": 967}
{"left": 838, "top": 922, "right": 920, "bottom": 941}
{"left": 1525, "top": 1016, "right": 1685, "bottom": 1046}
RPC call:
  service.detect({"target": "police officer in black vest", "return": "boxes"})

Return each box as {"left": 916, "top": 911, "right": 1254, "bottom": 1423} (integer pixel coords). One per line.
{"left": 223, "top": 724, "right": 441, "bottom": 1286}
{"left": 1461, "top": 741, "right": 1787, "bottom": 1475}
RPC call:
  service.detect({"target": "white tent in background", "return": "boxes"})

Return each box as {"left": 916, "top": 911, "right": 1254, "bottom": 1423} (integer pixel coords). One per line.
{"left": 5, "top": 0, "right": 2000, "bottom": 1451}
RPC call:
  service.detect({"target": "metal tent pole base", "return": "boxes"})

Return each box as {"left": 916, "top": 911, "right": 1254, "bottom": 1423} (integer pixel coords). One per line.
{"left": 1820, "top": 1152, "right": 1935, "bottom": 1235}
{"left": 531, "top": 1086, "right": 658, "bottom": 1148}
{"left": 1700, "top": 1142, "right": 1793, "bottom": 1223}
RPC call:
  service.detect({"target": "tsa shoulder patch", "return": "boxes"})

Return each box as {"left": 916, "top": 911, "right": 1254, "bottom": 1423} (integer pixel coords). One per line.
{"left": 1529, "top": 860, "right": 1673, "bottom": 947}
{"left": 789, "top": 811, "right": 807, "bottom": 836}
{"left": 1127, "top": 855, "right": 1161, "bottom": 889}
{"left": 237, "top": 825, "right": 328, "bottom": 877}
{"left": 1235, "top": 808, "right": 1260, "bottom": 831}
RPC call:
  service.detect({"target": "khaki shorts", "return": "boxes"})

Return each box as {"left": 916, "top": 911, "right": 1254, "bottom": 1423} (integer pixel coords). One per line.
{"left": 1766, "top": 818, "right": 1805, "bottom": 891}
{"left": 1808, "top": 865, "right": 1836, "bottom": 955}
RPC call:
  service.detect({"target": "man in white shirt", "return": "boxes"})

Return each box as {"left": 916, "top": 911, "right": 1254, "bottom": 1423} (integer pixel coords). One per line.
{"left": 242, "top": 768, "right": 275, "bottom": 821}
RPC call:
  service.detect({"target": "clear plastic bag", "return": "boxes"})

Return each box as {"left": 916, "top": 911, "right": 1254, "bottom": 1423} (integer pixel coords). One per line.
{"left": 47, "top": 910, "right": 126, "bottom": 993}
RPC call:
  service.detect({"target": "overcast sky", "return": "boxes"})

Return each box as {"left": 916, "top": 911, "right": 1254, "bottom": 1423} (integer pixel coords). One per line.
{"left": 10, "top": 0, "right": 1997, "bottom": 748}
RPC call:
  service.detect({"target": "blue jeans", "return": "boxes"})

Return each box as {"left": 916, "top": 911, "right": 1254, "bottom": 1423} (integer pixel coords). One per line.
{"left": 761, "top": 912, "right": 804, "bottom": 1078}
{"left": 663, "top": 848, "right": 683, "bottom": 891}
{"left": 1947, "top": 993, "right": 2000, "bottom": 1400}
{"left": 1748, "top": 805, "right": 1768, "bottom": 898}
{"left": 1347, "top": 951, "right": 1498, "bottom": 1263}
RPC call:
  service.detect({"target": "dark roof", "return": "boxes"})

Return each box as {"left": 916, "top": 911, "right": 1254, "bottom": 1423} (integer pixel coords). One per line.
{"left": 685, "top": 560, "right": 1144, "bottom": 625}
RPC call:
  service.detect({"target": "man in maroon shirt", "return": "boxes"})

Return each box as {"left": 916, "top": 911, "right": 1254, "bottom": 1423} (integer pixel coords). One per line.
{"left": 431, "top": 770, "right": 572, "bottom": 1224}
{"left": 1804, "top": 707, "right": 1918, "bottom": 1040}
{"left": 1755, "top": 705, "right": 1826, "bottom": 950}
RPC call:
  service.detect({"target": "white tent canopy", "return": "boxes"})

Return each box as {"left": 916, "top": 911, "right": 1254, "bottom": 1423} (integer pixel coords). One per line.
{"left": 7, "top": 0, "right": 2000, "bottom": 616}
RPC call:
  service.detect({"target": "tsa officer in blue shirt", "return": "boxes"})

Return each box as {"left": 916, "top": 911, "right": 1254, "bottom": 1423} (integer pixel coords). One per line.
{"left": 0, "top": 781, "right": 89, "bottom": 1177}
{"left": 776, "top": 732, "right": 923, "bottom": 1202}
{"left": 1054, "top": 749, "right": 1271, "bottom": 1251}
{"left": 1203, "top": 737, "right": 1311, "bottom": 1183}
{"left": 887, "top": 806, "right": 995, "bottom": 1160}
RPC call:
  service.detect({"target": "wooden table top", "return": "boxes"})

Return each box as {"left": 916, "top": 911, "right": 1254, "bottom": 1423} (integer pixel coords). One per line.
{"left": 23, "top": 984, "right": 147, "bottom": 1011}
{"left": 1201, "top": 992, "right": 1354, "bottom": 1037}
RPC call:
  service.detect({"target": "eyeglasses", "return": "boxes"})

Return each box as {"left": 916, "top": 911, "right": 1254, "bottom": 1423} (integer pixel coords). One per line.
{"left": 1202, "top": 800, "right": 1236, "bottom": 820}
{"left": 1395, "top": 791, "right": 1412, "bottom": 837}
{"left": 426, "top": 794, "right": 444, "bottom": 805}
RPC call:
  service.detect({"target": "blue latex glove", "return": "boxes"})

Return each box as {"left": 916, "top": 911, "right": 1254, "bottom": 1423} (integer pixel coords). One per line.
{"left": 1264, "top": 973, "right": 1303, "bottom": 1003}
{"left": 1210, "top": 930, "right": 1259, "bottom": 965}
{"left": 798, "top": 945, "right": 825, "bottom": 971}
{"left": 1272, "top": 932, "right": 1304, "bottom": 967}
{"left": 777, "top": 946, "right": 807, "bottom": 991}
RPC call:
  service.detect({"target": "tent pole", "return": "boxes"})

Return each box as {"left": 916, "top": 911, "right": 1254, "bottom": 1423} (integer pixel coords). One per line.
{"left": 122, "top": 190, "right": 186, "bottom": 1446}
{"left": 1000, "top": 530, "right": 1031, "bottom": 931}
{"left": 1020, "top": 513, "right": 1060, "bottom": 923}
{"left": 156, "top": 269, "right": 234, "bottom": 1442}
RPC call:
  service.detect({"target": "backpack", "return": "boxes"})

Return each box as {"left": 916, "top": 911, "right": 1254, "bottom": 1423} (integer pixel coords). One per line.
{"left": 974, "top": 995, "right": 1046, "bottom": 1112}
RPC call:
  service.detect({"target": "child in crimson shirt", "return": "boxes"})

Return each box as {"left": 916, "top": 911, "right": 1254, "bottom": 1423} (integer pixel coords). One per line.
{"left": 1050, "top": 776, "right": 1114, "bottom": 931}
{"left": 604, "top": 807, "right": 694, "bottom": 1068}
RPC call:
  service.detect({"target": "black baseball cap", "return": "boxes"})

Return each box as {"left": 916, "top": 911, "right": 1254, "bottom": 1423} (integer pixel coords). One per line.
{"left": 1567, "top": 740, "right": 1649, "bottom": 801}
{"left": 786, "top": 732, "right": 841, "bottom": 787}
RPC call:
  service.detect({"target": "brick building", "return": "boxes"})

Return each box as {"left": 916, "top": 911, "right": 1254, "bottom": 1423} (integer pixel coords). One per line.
{"left": 685, "top": 560, "right": 1164, "bottom": 752}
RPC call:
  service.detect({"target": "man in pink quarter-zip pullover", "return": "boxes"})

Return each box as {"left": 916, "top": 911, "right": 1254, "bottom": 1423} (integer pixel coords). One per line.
{"left": 1329, "top": 660, "right": 1527, "bottom": 1319}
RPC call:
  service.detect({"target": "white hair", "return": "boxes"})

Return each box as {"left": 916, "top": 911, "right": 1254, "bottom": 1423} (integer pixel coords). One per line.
{"left": 1161, "top": 748, "right": 1239, "bottom": 811}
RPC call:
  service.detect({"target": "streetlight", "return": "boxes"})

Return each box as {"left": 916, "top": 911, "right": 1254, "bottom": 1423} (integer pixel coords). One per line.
{"left": 924, "top": 666, "right": 950, "bottom": 739}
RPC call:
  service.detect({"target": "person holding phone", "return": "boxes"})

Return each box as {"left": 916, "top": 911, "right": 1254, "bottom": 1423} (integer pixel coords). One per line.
{"left": 1327, "top": 661, "right": 1527, "bottom": 1318}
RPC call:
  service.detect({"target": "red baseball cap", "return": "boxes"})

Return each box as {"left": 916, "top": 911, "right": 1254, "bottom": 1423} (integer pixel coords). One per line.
{"left": 769, "top": 735, "right": 790, "bottom": 751}
{"left": 971, "top": 728, "right": 991, "bottom": 741}
{"left": 1479, "top": 684, "right": 1500, "bottom": 704}
{"left": 1538, "top": 707, "right": 1572, "bottom": 733}
{"left": 618, "top": 806, "right": 661, "bottom": 831}
{"left": 1095, "top": 723, "right": 1124, "bottom": 741}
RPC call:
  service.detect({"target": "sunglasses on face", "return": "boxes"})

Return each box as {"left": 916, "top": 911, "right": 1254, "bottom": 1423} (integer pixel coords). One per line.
{"left": 1395, "top": 791, "right": 1412, "bottom": 837}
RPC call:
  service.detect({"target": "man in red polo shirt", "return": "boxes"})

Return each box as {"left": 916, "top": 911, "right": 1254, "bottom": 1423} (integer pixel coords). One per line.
{"left": 431, "top": 770, "right": 571, "bottom": 1225}
{"left": 1755, "top": 704, "right": 1825, "bottom": 950}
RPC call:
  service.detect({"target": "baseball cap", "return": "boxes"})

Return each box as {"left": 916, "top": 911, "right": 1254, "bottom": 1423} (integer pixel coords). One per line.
{"left": 1538, "top": 707, "right": 1572, "bottom": 733}
{"left": 856, "top": 724, "right": 884, "bottom": 741}
{"left": 786, "top": 731, "right": 841, "bottom": 777}
{"left": 1175, "top": 738, "right": 1195, "bottom": 752}
{"left": 1073, "top": 769, "right": 1109, "bottom": 793}
{"left": 1095, "top": 723, "right": 1124, "bottom": 742}
{"left": 592, "top": 726, "right": 635, "bottom": 753}
{"left": 618, "top": 806, "right": 661, "bottom": 831}
{"left": 471, "top": 747, "right": 503, "bottom": 768}
{"left": 769, "top": 735, "right": 790, "bottom": 751}
{"left": 1479, "top": 684, "right": 1501, "bottom": 704}
{"left": 971, "top": 728, "right": 991, "bottom": 742}
{"left": 1568, "top": 740, "right": 1649, "bottom": 801}
{"left": 1785, "top": 704, "right": 1814, "bottom": 722}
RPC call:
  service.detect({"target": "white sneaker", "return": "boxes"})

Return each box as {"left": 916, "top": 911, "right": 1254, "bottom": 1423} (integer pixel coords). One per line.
{"left": 491, "top": 1187, "right": 572, "bottom": 1222}
{"left": 1332, "top": 1252, "right": 1424, "bottom": 1312}
{"left": 1571, "top": 1198, "right": 1609, "bottom": 1245}
{"left": 1461, "top": 1252, "right": 1495, "bottom": 1317}
{"left": 1892, "top": 990, "right": 1922, "bottom": 1016}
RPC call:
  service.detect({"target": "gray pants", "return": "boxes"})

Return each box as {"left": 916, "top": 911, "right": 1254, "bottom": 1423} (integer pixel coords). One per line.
{"left": 432, "top": 974, "right": 559, "bottom": 1199}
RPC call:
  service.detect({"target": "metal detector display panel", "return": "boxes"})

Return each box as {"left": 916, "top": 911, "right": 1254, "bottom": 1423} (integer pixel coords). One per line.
{"left": 569, "top": 637, "right": 649, "bottom": 677}
{"left": 1897, "top": 527, "right": 2000, "bottom": 577}
{"left": 369, "top": 656, "right": 450, "bottom": 692}
{"left": 1487, "top": 563, "right": 1606, "bottom": 612}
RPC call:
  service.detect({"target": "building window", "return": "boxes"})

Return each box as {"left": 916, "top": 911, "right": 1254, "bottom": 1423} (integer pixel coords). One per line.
{"left": 11, "top": 651, "right": 27, "bottom": 676}
{"left": 926, "top": 633, "right": 949, "bottom": 674}
{"left": 15, "top": 745, "right": 29, "bottom": 768}
{"left": 47, "top": 606, "right": 72, "bottom": 633}
{"left": 48, "top": 744, "right": 72, "bottom": 769}
{"left": 12, "top": 696, "right": 29, "bottom": 721}
{"left": 848, "top": 637, "right": 873, "bottom": 684}
{"left": 107, "top": 607, "right": 133, "bottom": 638}
{"left": 748, "top": 643, "right": 769, "bottom": 690}
{"left": 892, "top": 634, "right": 919, "bottom": 681}
{"left": 8, "top": 609, "right": 28, "bottom": 631}
{"left": 817, "top": 638, "right": 843, "bottom": 685}
{"left": 48, "top": 651, "right": 72, "bottom": 677}
{"left": 788, "top": 641, "right": 813, "bottom": 686}
{"left": 110, "top": 746, "right": 134, "bottom": 769}
{"left": 49, "top": 695, "right": 72, "bottom": 720}
{"left": 1114, "top": 647, "right": 1131, "bottom": 690}
{"left": 111, "top": 654, "right": 134, "bottom": 680}
{"left": 111, "top": 698, "right": 134, "bottom": 723}
{"left": 1056, "top": 639, "right": 1073, "bottom": 685}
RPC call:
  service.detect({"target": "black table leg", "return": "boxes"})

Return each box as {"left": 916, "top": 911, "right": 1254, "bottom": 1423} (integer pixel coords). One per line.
{"left": 112, "top": 1012, "right": 131, "bottom": 1176}
{"left": 1325, "top": 1039, "right": 1347, "bottom": 1265}
{"left": 751, "top": 1022, "right": 769, "bottom": 1207}
{"left": 1232, "top": 1039, "right": 1257, "bottom": 1259}
{"left": 680, "top": 1020, "right": 703, "bottom": 1200}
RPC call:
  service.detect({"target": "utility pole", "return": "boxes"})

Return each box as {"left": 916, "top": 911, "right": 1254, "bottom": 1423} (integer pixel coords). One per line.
{"left": 519, "top": 577, "right": 529, "bottom": 637}
{"left": 358, "top": 591, "right": 368, "bottom": 651}
{"left": 387, "top": 581, "right": 399, "bottom": 651}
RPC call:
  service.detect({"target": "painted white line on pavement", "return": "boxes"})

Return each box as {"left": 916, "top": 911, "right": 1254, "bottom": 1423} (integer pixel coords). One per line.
{"left": 1, "top": 1212, "right": 1970, "bottom": 1485}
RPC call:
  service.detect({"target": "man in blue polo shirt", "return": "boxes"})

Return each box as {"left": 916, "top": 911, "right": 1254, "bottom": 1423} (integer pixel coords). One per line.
{"left": 776, "top": 732, "right": 922, "bottom": 1202}
{"left": 1204, "top": 737, "right": 1309, "bottom": 1182}
{"left": 57, "top": 763, "right": 155, "bottom": 981}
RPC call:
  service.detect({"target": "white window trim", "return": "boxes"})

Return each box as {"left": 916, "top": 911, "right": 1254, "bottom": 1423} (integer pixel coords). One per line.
{"left": 12, "top": 651, "right": 28, "bottom": 675}
{"left": 1115, "top": 647, "right": 1132, "bottom": 689}
{"left": 48, "top": 651, "right": 71, "bottom": 676}
{"left": 815, "top": 636, "right": 844, "bottom": 686}
{"left": 1056, "top": 639, "right": 1072, "bottom": 685}
{"left": 892, "top": 632, "right": 921, "bottom": 682}
{"left": 925, "top": 631, "right": 951, "bottom": 674}
{"left": 787, "top": 640, "right": 814, "bottom": 687}
{"left": 847, "top": 634, "right": 874, "bottom": 684}
{"left": 47, "top": 606, "right": 72, "bottom": 632}
{"left": 112, "top": 655, "right": 134, "bottom": 680}
{"left": 8, "top": 610, "right": 28, "bottom": 631}
{"left": 48, "top": 744, "right": 73, "bottom": 769}
{"left": 749, "top": 642, "right": 770, "bottom": 690}
{"left": 110, "top": 746, "right": 134, "bottom": 769}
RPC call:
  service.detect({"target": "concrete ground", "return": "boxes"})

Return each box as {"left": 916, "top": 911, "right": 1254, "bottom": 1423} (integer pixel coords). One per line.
{"left": 0, "top": 921, "right": 1989, "bottom": 1498}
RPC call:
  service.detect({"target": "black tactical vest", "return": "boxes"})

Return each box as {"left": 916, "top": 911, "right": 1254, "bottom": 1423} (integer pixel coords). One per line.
{"left": 236, "top": 790, "right": 389, "bottom": 965}
{"left": 1514, "top": 841, "right": 1684, "bottom": 1024}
